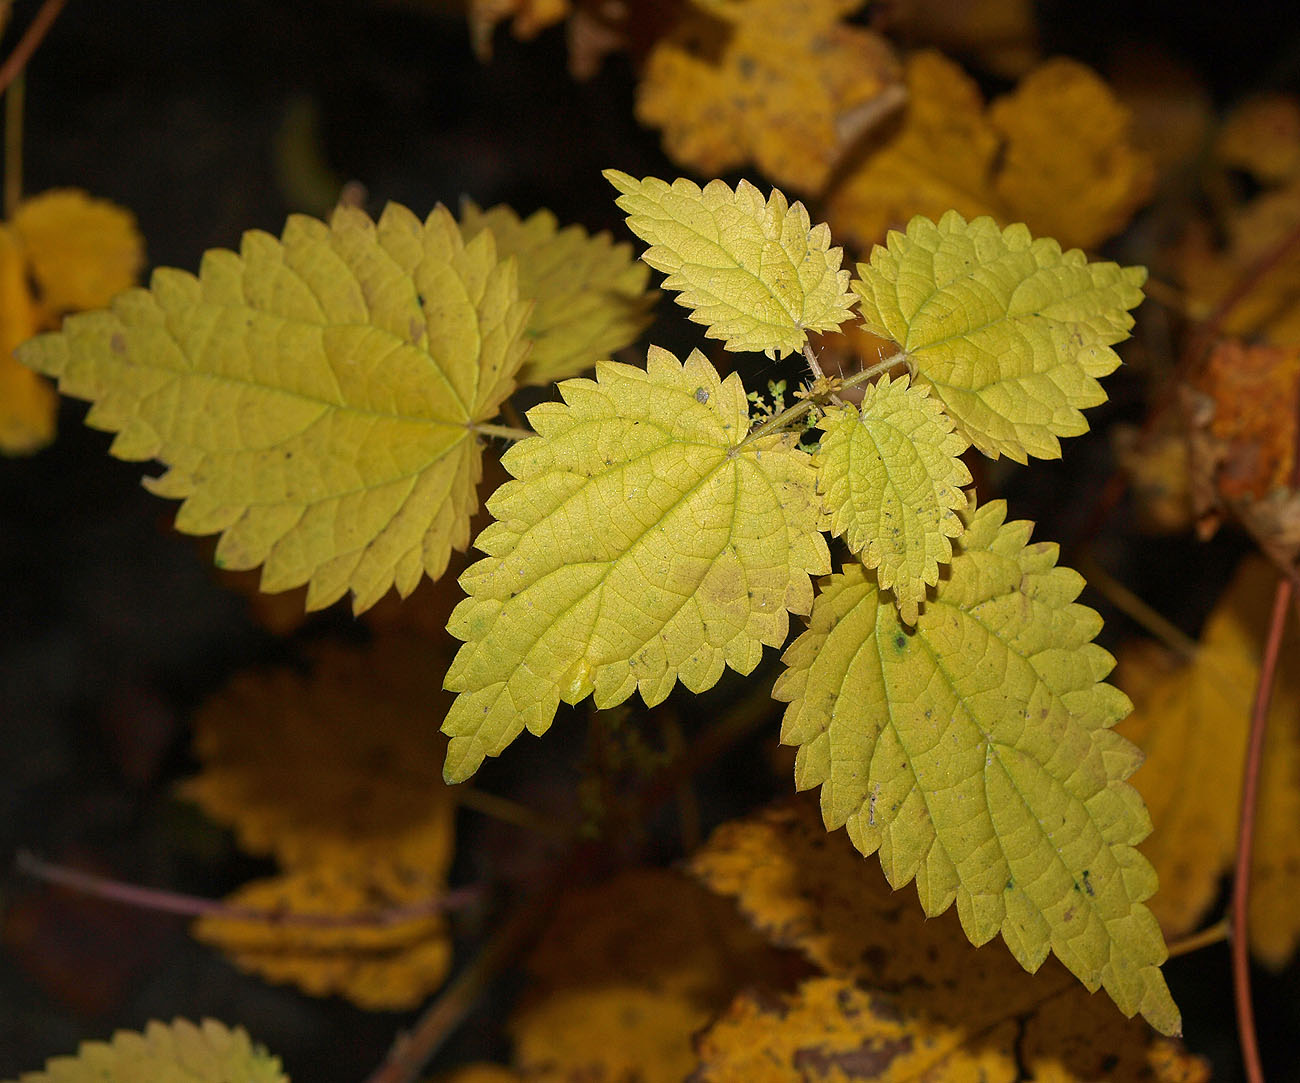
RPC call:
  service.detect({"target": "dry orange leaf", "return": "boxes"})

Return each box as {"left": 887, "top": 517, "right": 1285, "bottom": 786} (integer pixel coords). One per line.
{"left": 826, "top": 51, "right": 1153, "bottom": 252}
{"left": 194, "top": 864, "right": 451, "bottom": 1010}
{"left": 11, "top": 188, "right": 145, "bottom": 318}
{"left": 988, "top": 58, "right": 1156, "bottom": 251}
{"left": 636, "top": 0, "right": 902, "bottom": 195}
{"left": 0, "top": 224, "right": 54, "bottom": 456}
{"left": 183, "top": 636, "right": 457, "bottom": 884}
{"left": 1215, "top": 93, "right": 1300, "bottom": 186}
{"left": 1116, "top": 557, "right": 1300, "bottom": 965}
{"left": 689, "top": 802, "right": 1207, "bottom": 1076}
{"left": 511, "top": 867, "right": 790, "bottom": 1083}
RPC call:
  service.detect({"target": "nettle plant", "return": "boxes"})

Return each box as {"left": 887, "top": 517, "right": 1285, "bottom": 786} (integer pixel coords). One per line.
{"left": 17, "top": 170, "right": 1177, "bottom": 1034}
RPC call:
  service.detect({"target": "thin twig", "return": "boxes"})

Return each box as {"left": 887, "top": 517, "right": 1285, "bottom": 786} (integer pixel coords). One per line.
{"left": 1078, "top": 556, "right": 1200, "bottom": 660}
{"left": 0, "top": 0, "right": 68, "bottom": 97}
{"left": 1231, "top": 575, "right": 1292, "bottom": 1083}
{"left": 470, "top": 420, "right": 534, "bottom": 442}
{"left": 14, "top": 850, "right": 486, "bottom": 928}
{"left": 364, "top": 882, "right": 561, "bottom": 1083}
{"left": 457, "top": 786, "right": 569, "bottom": 840}
{"left": 1167, "top": 919, "right": 1229, "bottom": 959}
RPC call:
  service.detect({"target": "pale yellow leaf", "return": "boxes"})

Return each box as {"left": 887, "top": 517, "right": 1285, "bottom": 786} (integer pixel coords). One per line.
{"left": 17, "top": 203, "right": 529, "bottom": 612}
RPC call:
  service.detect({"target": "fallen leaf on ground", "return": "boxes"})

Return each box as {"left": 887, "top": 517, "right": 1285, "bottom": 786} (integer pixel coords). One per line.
{"left": 1116, "top": 557, "right": 1300, "bottom": 965}
{"left": 690, "top": 801, "right": 1207, "bottom": 1078}
{"left": 826, "top": 52, "right": 1153, "bottom": 251}
{"left": 510, "top": 867, "right": 791, "bottom": 1083}
{"left": 194, "top": 864, "right": 451, "bottom": 1010}
{"left": 183, "top": 636, "right": 457, "bottom": 883}
{"left": 636, "top": 0, "right": 902, "bottom": 195}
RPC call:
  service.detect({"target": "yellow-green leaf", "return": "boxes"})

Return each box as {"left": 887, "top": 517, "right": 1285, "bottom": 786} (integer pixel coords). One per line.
{"left": 17, "top": 203, "right": 529, "bottom": 613}
{"left": 3, "top": 1019, "right": 287, "bottom": 1083}
{"left": 459, "top": 200, "right": 656, "bottom": 385}
{"left": 442, "top": 346, "right": 829, "bottom": 781}
{"left": 604, "top": 170, "right": 855, "bottom": 358}
{"left": 816, "top": 374, "right": 970, "bottom": 624}
{"left": 852, "top": 211, "right": 1144, "bottom": 462}
{"left": 774, "top": 498, "right": 1178, "bottom": 1035}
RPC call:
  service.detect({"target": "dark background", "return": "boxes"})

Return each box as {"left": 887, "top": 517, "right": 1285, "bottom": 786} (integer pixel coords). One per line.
{"left": 2, "top": 0, "right": 1299, "bottom": 1078}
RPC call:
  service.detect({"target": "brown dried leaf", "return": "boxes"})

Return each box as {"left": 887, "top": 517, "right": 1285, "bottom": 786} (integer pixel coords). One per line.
{"left": 689, "top": 802, "right": 1206, "bottom": 1074}
{"left": 511, "top": 867, "right": 791, "bottom": 1083}
{"left": 194, "top": 865, "right": 450, "bottom": 1010}
{"left": 636, "top": 0, "right": 902, "bottom": 195}
{"left": 468, "top": 0, "right": 571, "bottom": 59}
{"left": 183, "top": 636, "right": 457, "bottom": 883}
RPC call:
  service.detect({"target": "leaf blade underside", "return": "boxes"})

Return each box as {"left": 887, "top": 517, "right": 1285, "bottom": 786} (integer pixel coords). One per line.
{"left": 604, "top": 170, "right": 856, "bottom": 358}
{"left": 441, "top": 346, "right": 829, "bottom": 782}
{"left": 853, "top": 210, "right": 1145, "bottom": 462}
{"left": 774, "top": 498, "right": 1178, "bottom": 1034}
{"left": 17, "top": 203, "right": 530, "bottom": 612}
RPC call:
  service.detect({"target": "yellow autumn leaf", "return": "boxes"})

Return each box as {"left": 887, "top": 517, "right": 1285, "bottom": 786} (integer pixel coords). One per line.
{"left": 825, "top": 50, "right": 1001, "bottom": 252}
{"left": 510, "top": 868, "right": 788, "bottom": 1083}
{"left": 435, "top": 1067, "right": 525, "bottom": 1083}
{"left": 691, "top": 801, "right": 1207, "bottom": 1079}
{"left": 441, "top": 347, "right": 828, "bottom": 782}
{"left": 636, "top": 0, "right": 902, "bottom": 195}
{"left": 825, "top": 52, "right": 1153, "bottom": 252}
{"left": 183, "top": 636, "right": 457, "bottom": 883}
{"left": 1116, "top": 557, "right": 1300, "bottom": 966}
{"left": 194, "top": 864, "right": 451, "bottom": 1011}
{"left": 2, "top": 1019, "right": 287, "bottom": 1083}
{"left": 0, "top": 224, "right": 54, "bottom": 456}
{"left": 988, "top": 58, "right": 1156, "bottom": 251}
{"left": 459, "top": 200, "right": 655, "bottom": 385}
{"left": 815, "top": 374, "right": 971, "bottom": 624}
{"left": 11, "top": 189, "right": 145, "bottom": 316}
{"left": 17, "top": 202, "right": 530, "bottom": 612}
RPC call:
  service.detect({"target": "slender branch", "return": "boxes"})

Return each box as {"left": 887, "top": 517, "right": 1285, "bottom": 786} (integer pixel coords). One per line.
{"left": 457, "top": 786, "right": 569, "bottom": 840}
{"left": 0, "top": 0, "right": 68, "bottom": 97}
{"left": 1231, "top": 575, "right": 1292, "bottom": 1083}
{"left": 1167, "top": 919, "right": 1229, "bottom": 959}
{"left": 470, "top": 420, "right": 534, "bottom": 442}
{"left": 802, "top": 342, "right": 826, "bottom": 382}
{"left": 14, "top": 850, "right": 486, "bottom": 928}
{"left": 364, "top": 876, "right": 562, "bottom": 1083}
{"left": 1078, "top": 556, "right": 1200, "bottom": 660}
{"left": 741, "top": 350, "right": 907, "bottom": 447}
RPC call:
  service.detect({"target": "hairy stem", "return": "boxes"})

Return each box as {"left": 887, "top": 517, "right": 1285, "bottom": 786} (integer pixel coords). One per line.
{"left": 0, "top": 0, "right": 68, "bottom": 96}
{"left": 14, "top": 850, "right": 486, "bottom": 927}
{"left": 741, "top": 349, "right": 907, "bottom": 446}
{"left": 1231, "top": 575, "right": 1291, "bottom": 1083}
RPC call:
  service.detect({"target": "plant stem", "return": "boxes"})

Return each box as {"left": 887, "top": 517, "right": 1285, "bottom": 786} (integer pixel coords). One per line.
{"left": 471, "top": 420, "right": 534, "bottom": 442}
{"left": 457, "top": 786, "right": 568, "bottom": 840}
{"left": 364, "top": 884, "right": 559, "bottom": 1083}
{"left": 0, "top": 0, "right": 68, "bottom": 96}
{"left": 1078, "top": 556, "right": 1199, "bottom": 660}
{"left": 741, "top": 350, "right": 907, "bottom": 446}
{"left": 1167, "top": 919, "right": 1229, "bottom": 959}
{"left": 1231, "top": 574, "right": 1292, "bottom": 1083}
{"left": 13, "top": 850, "right": 486, "bottom": 927}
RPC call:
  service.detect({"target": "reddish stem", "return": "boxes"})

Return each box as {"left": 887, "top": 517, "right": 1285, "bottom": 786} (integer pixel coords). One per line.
{"left": 0, "top": 0, "right": 68, "bottom": 97}
{"left": 15, "top": 850, "right": 485, "bottom": 928}
{"left": 1230, "top": 575, "right": 1292, "bottom": 1083}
